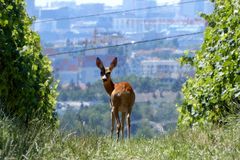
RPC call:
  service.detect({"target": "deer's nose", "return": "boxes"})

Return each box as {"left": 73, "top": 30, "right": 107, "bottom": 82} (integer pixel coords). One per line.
{"left": 102, "top": 75, "right": 107, "bottom": 81}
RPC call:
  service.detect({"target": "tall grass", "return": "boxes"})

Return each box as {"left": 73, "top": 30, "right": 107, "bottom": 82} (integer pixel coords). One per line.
{"left": 1, "top": 115, "right": 240, "bottom": 159}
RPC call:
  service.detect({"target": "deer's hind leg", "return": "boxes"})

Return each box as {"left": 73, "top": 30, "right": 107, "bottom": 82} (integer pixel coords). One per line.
{"left": 126, "top": 108, "right": 132, "bottom": 139}
{"left": 113, "top": 108, "right": 121, "bottom": 142}
{"left": 121, "top": 112, "right": 126, "bottom": 140}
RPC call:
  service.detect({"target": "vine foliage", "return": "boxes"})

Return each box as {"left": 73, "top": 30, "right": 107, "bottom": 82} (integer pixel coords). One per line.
{"left": 178, "top": 0, "right": 240, "bottom": 126}
{"left": 0, "top": 0, "right": 58, "bottom": 127}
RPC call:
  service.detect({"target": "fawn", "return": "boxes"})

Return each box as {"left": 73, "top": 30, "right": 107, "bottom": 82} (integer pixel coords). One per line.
{"left": 96, "top": 57, "right": 135, "bottom": 141}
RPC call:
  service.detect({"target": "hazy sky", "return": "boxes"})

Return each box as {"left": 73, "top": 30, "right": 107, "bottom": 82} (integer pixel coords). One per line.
{"left": 35, "top": 0, "right": 179, "bottom": 7}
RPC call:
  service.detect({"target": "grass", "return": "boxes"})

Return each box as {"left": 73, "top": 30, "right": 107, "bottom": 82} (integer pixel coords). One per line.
{"left": 1, "top": 116, "right": 240, "bottom": 160}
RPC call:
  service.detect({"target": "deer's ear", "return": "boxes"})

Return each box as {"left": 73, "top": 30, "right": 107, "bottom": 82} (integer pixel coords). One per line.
{"left": 96, "top": 57, "right": 104, "bottom": 69}
{"left": 109, "top": 57, "right": 117, "bottom": 70}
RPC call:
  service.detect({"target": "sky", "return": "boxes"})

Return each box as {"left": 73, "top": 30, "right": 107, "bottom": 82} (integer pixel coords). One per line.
{"left": 35, "top": 0, "right": 179, "bottom": 7}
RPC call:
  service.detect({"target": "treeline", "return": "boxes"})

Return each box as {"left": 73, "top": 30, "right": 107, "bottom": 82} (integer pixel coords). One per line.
{"left": 59, "top": 100, "right": 179, "bottom": 138}
{"left": 58, "top": 75, "right": 186, "bottom": 101}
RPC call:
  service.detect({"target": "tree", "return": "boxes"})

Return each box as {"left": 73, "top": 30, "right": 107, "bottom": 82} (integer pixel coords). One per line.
{"left": 178, "top": 0, "right": 240, "bottom": 127}
{"left": 0, "top": 0, "right": 58, "bottom": 127}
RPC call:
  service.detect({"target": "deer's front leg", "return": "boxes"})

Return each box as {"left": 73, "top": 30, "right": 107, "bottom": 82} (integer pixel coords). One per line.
{"left": 110, "top": 99, "right": 115, "bottom": 138}
{"left": 111, "top": 110, "right": 115, "bottom": 139}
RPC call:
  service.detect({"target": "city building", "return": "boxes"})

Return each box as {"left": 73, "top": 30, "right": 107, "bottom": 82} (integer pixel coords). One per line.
{"left": 179, "top": 0, "right": 208, "bottom": 18}
{"left": 26, "top": 0, "right": 214, "bottom": 85}
{"left": 77, "top": 3, "right": 104, "bottom": 17}
{"left": 113, "top": 17, "right": 205, "bottom": 35}
{"left": 141, "top": 58, "right": 190, "bottom": 79}
{"left": 53, "top": 55, "right": 80, "bottom": 85}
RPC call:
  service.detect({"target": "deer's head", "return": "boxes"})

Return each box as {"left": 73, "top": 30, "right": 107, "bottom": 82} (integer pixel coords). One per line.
{"left": 96, "top": 57, "right": 117, "bottom": 82}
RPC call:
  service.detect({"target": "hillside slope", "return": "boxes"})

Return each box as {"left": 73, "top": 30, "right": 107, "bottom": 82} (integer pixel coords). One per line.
{"left": 1, "top": 116, "right": 240, "bottom": 159}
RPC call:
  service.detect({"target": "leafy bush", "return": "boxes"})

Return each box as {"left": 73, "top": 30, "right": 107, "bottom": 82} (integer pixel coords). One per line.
{"left": 0, "top": 0, "right": 58, "bottom": 126}
{"left": 178, "top": 0, "right": 240, "bottom": 126}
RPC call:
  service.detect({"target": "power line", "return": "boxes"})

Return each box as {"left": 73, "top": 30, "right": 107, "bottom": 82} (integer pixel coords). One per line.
{"left": 35, "top": 0, "right": 208, "bottom": 24}
{"left": 47, "top": 31, "right": 204, "bottom": 57}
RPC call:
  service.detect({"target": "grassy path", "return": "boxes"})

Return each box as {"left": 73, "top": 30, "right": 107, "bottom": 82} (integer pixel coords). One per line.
{"left": 1, "top": 117, "right": 240, "bottom": 159}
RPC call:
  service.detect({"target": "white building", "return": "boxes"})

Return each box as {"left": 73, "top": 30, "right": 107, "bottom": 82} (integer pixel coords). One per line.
{"left": 113, "top": 17, "right": 205, "bottom": 34}
{"left": 141, "top": 58, "right": 190, "bottom": 79}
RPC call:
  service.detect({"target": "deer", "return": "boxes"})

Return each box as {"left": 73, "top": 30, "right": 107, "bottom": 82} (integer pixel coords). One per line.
{"left": 96, "top": 57, "right": 135, "bottom": 141}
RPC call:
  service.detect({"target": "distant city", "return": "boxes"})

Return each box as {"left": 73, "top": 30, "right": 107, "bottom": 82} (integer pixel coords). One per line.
{"left": 26, "top": 0, "right": 214, "bottom": 85}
